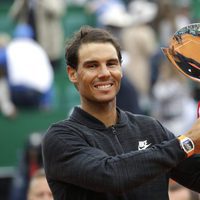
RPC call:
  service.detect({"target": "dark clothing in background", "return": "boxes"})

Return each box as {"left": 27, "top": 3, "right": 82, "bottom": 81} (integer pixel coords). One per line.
{"left": 42, "top": 107, "right": 200, "bottom": 200}
{"left": 117, "top": 75, "right": 142, "bottom": 114}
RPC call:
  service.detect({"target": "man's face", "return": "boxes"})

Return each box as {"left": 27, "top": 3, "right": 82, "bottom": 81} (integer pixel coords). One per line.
{"left": 68, "top": 42, "right": 122, "bottom": 105}
{"left": 28, "top": 177, "right": 53, "bottom": 200}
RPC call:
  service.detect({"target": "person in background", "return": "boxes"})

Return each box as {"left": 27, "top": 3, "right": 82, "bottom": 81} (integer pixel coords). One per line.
{"left": 42, "top": 26, "right": 200, "bottom": 200}
{"left": 121, "top": 0, "right": 158, "bottom": 114}
{"left": 0, "top": 33, "right": 17, "bottom": 118}
{"left": 5, "top": 23, "right": 54, "bottom": 110}
{"left": 116, "top": 74, "right": 142, "bottom": 114}
{"left": 9, "top": 0, "right": 67, "bottom": 70}
{"left": 27, "top": 168, "right": 53, "bottom": 200}
{"left": 9, "top": 132, "right": 44, "bottom": 200}
{"left": 151, "top": 59, "right": 197, "bottom": 136}
{"left": 87, "top": 0, "right": 129, "bottom": 28}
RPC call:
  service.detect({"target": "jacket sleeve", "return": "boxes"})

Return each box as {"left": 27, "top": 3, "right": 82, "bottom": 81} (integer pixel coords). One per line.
{"left": 170, "top": 154, "right": 200, "bottom": 192}
{"left": 42, "top": 122, "right": 190, "bottom": 194}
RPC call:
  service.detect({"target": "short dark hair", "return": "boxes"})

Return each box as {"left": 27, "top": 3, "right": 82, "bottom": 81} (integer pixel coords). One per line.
{"left": 65, "top": 26, "right": 122, "bottom": 69}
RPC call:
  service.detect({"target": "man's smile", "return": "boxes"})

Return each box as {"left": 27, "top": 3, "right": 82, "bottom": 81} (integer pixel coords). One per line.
{"left": 94, "top": 82, "right": 114, "bottom": 90}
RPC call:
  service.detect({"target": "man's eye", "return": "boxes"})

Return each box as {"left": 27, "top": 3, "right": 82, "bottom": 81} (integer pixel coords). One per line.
{"left": 87, "top": 64, "right": 97, "bottom": 69}
{"left": 107, "top": 62, "right": 118, "bottom": 68}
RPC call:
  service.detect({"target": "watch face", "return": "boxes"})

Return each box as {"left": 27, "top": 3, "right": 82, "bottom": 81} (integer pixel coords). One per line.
{"left": 182, "top": 139, "right": 194, "bottom": 152}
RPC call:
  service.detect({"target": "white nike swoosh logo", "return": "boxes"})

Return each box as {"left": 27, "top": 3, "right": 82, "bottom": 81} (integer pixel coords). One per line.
{"left": 138, "top": 143, "right": 151, "bottom": 150}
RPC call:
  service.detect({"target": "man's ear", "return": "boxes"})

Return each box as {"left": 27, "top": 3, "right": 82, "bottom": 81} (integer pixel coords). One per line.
{"left": 67, "top": 65, "right": 78, "bottom": 84}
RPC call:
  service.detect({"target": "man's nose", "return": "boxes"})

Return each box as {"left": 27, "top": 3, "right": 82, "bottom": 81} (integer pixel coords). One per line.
{"left": 98, "top": 65, "right": 110, "bottom": 78}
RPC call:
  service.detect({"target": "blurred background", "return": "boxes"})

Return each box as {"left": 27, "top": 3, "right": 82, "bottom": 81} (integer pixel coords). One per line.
{"left": 0, "top": 0, "right": 200, "bottom": 199}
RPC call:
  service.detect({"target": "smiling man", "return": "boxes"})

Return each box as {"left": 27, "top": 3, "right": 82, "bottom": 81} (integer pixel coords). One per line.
{"left": 67, "top": 41, "right": 122, "bottom": 127}
{"left": 42, "top": 26, "right": 200, "bottom": 200}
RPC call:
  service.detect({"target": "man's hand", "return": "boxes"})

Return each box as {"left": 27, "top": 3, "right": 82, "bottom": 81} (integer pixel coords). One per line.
{"left": 184, "top": 118, "right": 200, "bottom": 154}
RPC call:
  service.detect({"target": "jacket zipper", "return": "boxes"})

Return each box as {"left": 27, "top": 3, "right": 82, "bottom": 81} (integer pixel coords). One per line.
{"left": 111, "top": 125, "right": 124, "bottom": 154}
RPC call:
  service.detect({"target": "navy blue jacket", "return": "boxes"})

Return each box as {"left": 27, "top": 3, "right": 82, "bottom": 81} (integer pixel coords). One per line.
{"left": 42, "top": 107, "right": 200, "bottom": 199}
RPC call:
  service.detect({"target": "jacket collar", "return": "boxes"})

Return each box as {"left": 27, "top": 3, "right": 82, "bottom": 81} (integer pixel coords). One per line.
{"left": 69, "top": 106, "right": 128, "bottom": 129}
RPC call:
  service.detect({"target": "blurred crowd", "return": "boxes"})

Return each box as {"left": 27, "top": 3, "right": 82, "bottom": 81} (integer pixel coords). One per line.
{"left": 0, "top": 0, "right": 200, "bottom": 199}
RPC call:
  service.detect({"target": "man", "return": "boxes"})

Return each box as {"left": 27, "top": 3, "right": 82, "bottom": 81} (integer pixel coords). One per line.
{"left": 6, "top": 23, "right": 54, "bottom": 109}
{"left": 9, "top": 0, "right": 66, "bottom": 70}
{"left": 42, "top": 26, "right": 200, "bottom": 199}
{"left": 27, "top": 168, "right": 53, "bottom": 200}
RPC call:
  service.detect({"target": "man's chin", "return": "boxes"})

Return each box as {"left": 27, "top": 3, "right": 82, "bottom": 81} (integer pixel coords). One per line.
{"left": 94, "top": 97, "right": 116, "bottom": 104}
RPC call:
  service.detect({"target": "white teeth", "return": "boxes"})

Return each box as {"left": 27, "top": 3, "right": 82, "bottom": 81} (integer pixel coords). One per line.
{"left": 96, "top": 84, "right": 111, "bottom": 89}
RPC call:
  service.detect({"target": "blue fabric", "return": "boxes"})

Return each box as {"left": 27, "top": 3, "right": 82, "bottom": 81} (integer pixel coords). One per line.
{"left": 40, "top": 85, "right": 55, "bottom": 109}
{"left": 0, "top": 48, "right": 7, "bottom": 66}
{"left": 13, "top": 24, "right": 34, "bottom": 39}
{"left": 10, "top": 85, "right": 54, "bottom": 109}
{"left": 10, "top": 85, "right": 42, "bottom": 107}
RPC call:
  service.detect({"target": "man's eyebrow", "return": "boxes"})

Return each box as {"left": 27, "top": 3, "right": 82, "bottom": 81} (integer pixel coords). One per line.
{"left": 107, "top": 58, "right": 119, "bottom": 62}
{"left": 83, "top": 58, "right": 119, "bottom": 65}
{"left": 83, "top": 60, "right": 98, "bottom": 66}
